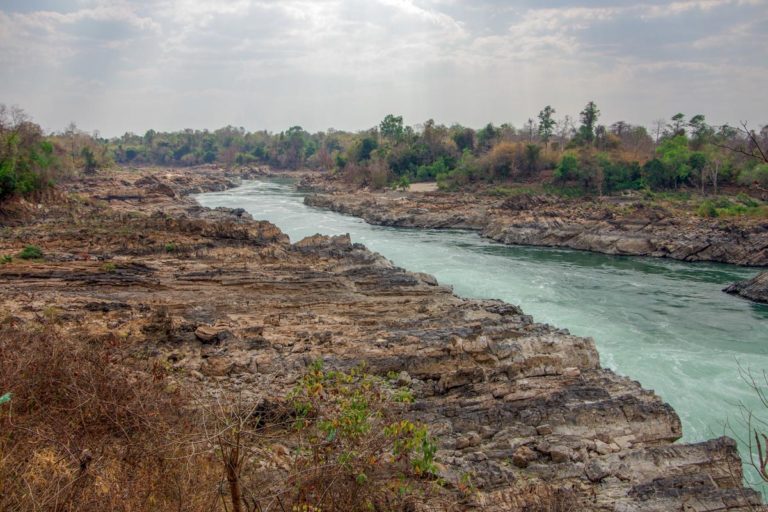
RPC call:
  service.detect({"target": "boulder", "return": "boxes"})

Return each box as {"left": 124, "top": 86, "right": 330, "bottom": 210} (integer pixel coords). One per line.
{"left": 724, "top": 271, "right": 768, "bottom": 304}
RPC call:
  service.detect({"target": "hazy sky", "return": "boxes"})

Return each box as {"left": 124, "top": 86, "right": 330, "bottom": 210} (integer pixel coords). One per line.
{"left": 1, "top": 0, "right": 766, "bottom": 137}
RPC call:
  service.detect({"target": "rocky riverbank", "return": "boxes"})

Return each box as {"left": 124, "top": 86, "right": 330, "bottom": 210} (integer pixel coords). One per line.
{"left": 303, "top": 185, "right": 768, "bottom": 266}
{"left": 0, "top": 167, "right": 763, "bottom": 510}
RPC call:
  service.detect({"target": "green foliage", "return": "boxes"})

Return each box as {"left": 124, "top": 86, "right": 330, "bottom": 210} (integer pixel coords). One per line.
{"left": 523, "top": 144, "right": 541, "bottom": 174}
{"left": 642, "top": 158, "right": 675, "bottom": 190}
{"left": 541, "top": 183, "right": 586, "bottom": 198}
{"left": 697, "top": 199, "right": 719, "bottom": 218}
{"left": 737, "top": 193, "right": 759, "bottom": 208}
{"left": 738, "top": 164, "right": 768, "bottom": 188}
{"left": 696, "top": 196, "right": 768, "bottom": 218}
{"left": 436, "top": 150, "right": 479, "bottom": 190}
{"left": 0, "top": 255, "right": 11, "bottom": 265}
{"left": 46, "top": 99, "right": 754, "bottom": 196}
{"left": 599, "top": 154, "right": 643, "bottom": 193}
{"left": 349, "top": 137, "right": 379, "bottom": 164}
{"left": 286, "top": 361, "right": 439, "bottom": 509}
{"left": 414, "top": 157, "right": 451, "bottom": 182}
{"left": 164, "top": 243, "right": 176, "bottom": 253}
{"left": 476, "top": 123, "right": 498, "bottom": 150}
{"left": 656, "top": 135, "right": 691, "bottom": 186}
{"left": 578, "top": 101, "right": 600, "bottom": 145}
{"left": 18, "top": 245, "right": 43, "bottom": 260}
{"left": 9, "top": 99, "right": 753, "bottom": 196}
{"left": 379, "top": 114, "right": 404, "bottom": 141}
{"left": 554, "top": 153, "right": 581, "bottom": 183}
{"left": 0, "top": 106, "right": 59, "bottom": 200}
{"left": 384, "top": 420, "right": 437, "bottom": 476}
{"left": 81, "top": 147, "right": 98, "bottom": 174}
{"left": 537, "top": 105, "right": 557, "bottom": 145}
{"left": 101, "top": 262, "right": 117, "bottom": 273}
{"left": 234, "top": 152, "right": 258, "bottom": 165}
{"left": 392, "top": 176, "right": 410, "bottom": 191}
{"left": 451, "top": 127, "right": 475, "bottom": 153}
{"left": 392, "top": 387, "right": 414, "bottom": 403}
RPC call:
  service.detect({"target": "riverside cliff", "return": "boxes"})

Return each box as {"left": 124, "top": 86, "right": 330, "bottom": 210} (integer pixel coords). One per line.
{"left": 0, "top": 167, "right": 763, "bottom": 511}
{"left": 303, "top": 185, "right": 768, "bottom": 267}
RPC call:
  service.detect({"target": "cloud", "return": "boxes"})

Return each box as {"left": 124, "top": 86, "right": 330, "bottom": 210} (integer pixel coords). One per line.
{"left": 641, "top": 0, "right": 764, "bottom": 18}
{"left": 0, "top": 0, "right": 765, "bottom": 136}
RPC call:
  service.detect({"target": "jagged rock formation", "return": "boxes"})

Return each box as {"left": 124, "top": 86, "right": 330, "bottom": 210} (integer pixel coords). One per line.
{"left": 304, "top": 191, "right": 768, "bottom": 266}
{"left": 725, "top": 271, "right": 768, "bottom": 304}
{"left": 0, "top": 168, "right": 763, "bottom": 510}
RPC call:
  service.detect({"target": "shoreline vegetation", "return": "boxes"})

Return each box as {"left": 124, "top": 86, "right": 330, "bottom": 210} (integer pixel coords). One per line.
{"left": 3, "top": 102, "right": 768, "bottom": 207}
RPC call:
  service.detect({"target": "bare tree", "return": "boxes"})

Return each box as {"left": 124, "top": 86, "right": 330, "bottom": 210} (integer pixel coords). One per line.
{"left": 708, "top": 158, "right": 722, "bottom": 195}
{"left": 555, "top": 115, "right": 575, "bottom": 148}
{"left": 712, "top": 122, "right": 768, "bottom": 164}
{"left": 652, "top": 118, "right": 666, "bottom": 145}
{"left": 736, "top": 366, "right": 768, "bottom": 484}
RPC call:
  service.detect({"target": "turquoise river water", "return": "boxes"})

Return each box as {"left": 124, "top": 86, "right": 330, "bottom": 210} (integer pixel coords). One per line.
{"left": 196, "top": 179, "right": 768, "bottom": 491}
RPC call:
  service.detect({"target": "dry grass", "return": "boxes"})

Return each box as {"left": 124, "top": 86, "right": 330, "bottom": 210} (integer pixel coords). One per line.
{"left": 0, "top": 321, "right": 455, "bottom": 512}
{"left": 0, "top": 321, "right": 222, "bottom": 511}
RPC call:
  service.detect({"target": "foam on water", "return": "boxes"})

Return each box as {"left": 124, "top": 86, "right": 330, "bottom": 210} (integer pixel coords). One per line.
{"left": 196, "top": 179, "right": 768, "bottom": 492}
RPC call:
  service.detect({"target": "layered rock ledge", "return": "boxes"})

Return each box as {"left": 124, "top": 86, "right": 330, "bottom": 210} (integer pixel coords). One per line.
{"left": 304, "top": 189, "right": 768, "bottom": 266}
{"left": 725, "top": 271, "right": 768, "bottom": 304}
{"left": 0, "top": 168, "right": 763, "bottom": 510}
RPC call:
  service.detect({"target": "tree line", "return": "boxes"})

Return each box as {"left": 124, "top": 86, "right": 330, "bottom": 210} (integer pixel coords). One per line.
{"left": 106, "top": 102, "right": 766, "bottom": 195}
{"left": 0, "top": 106, "right": 110, "bottom": 200}
{"left": 1, "top": 102, "right": 767, "bottom": 201}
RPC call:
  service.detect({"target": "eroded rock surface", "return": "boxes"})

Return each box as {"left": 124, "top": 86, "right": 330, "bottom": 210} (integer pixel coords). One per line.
{"left": 725, "top": 271, "right": 768, "bottom": 304}
{"left": 304, "top": 190, "right": 768, "bottom": 266}
{"left": 0, "top": 168, "right": 763, "bottom": 511}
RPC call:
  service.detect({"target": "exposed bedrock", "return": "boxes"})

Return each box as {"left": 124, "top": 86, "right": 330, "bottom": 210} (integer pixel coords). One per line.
{"left": 304, "top": 192, "right": 768, "bottom": 266}
{"left": 1, "top": 168, "right": 763, "bottom": 510}
{"left": 724, "top": 271, "right": 768, "bottom": 304}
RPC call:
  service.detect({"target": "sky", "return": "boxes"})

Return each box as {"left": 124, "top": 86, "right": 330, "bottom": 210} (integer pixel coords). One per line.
{"left": 0, "top": 0, "right": 766, "bottom": 137}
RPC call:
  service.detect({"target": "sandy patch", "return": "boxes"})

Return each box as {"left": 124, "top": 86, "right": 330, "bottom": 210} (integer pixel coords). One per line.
{"left": 409, "top": 182, "right": 438, "bottom": 192}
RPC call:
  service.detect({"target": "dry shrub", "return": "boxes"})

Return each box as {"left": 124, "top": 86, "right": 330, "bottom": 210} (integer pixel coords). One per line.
{"left": 0, "top": 324, "right": 453, "bottom": 512}
{"left": 342, "top": 159, "right": 392, "bottom": 190}
{"left": 0, "top": 322, "right": 220, "bottom": 511}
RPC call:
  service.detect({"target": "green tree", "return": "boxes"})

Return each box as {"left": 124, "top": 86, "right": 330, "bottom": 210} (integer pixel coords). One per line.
{"left": 451, "top": 126, "right": 475, "bottom": 153}
{"left": 379, "top": 114, "right": 404, "bottom": 141}
{"left": 656, "top": 135, "right": 692, "bottom": 188}
{"left": 523, "top": 144, "right": 541, "bottom": 174}
{"left": 668, "top": 113, "right": 686, "bottom": 137}
{"left": 349, "top": 136, "right": 378, "bottom": 163}
{"left": 538, "top": 105, "right": 557, "bottom": 149}
{"left": 689, "top": 151, "right": 708, "bottom": 192}
{"left": 554, "top": 153, "right": 580, "bottom": 182}
{"left": 477, "top": 123, "right": 498, "bottom": 150}
{"left": 0, "top": 105, "right": 58, "bottom": 200}
{"left": 280, "top": 126, "right": 311, "bottom": 169}
{"left": 578, "top": 101, "right": 600, "bottom": 145}
{"left": 81, "top": 147, "right": 97, "bottom": 174}
{"left": 688, "top": 114, "right": 713, "bottom": 150}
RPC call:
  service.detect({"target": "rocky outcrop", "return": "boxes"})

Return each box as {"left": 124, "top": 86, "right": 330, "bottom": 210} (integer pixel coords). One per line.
{"left": 305, "top": 191, "right": 768, "bottom": 266}
{"left": 725, "top": 271, "right": 768, "bottom": 303}
{"left": 0, "top": 167, "right": 763, "bottom": 510}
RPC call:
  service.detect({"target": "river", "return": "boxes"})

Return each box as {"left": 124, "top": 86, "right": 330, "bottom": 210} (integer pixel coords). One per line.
{"left": 196, "top": 178, "right": 768, "bottom": 491}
